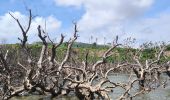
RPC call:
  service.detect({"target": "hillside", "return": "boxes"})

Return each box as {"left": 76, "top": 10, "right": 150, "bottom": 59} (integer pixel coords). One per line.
{"left": 1, "top": 42, "right": 170, "bottom": 64}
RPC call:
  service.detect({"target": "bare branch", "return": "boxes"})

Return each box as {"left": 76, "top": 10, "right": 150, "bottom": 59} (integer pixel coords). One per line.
{"left": 92, "top": 43, "right": 120, "bottom": 71}
{"left": 58, "top": 23, "right": 78, "bottom": 71}
{"left": 50, "top": 34, "right": 64, "bottom": 63}
{"left": 9, "top": 9, "right": 32, "bottom": 47}
{"left": 37, "top": 25, "right": 48, "bottom": 68}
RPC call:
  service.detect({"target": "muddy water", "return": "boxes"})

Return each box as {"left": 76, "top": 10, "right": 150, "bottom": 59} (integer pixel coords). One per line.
{"left": 11, "top": 73, "right": 170, "bottom": 100}
{"left": 108, "top": 73, "right": 170, "bottom": 100}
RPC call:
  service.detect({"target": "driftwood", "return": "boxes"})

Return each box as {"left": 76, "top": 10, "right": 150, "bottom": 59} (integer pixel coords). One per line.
{"left": 0, "top": 10, "right": 170, "bottom": 100}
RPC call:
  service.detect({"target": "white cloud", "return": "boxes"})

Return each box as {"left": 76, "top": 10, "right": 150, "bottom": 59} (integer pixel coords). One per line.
{"left": 54, "top": 0, "right": 157, "bottom": 45}
{"left": 78, "top": 0, "right": 154, "bottom": 32}
{"left": 54, "top": 0, "right": 154, "bottom": 31}
{"left": 54, "top": 0, "right": 83, "bottom": 7}
{"left": 0, "top": 11, "right": 61, "bottom": 43}
{"left": 124, "top": 12, "right": 170, "bottom": 43}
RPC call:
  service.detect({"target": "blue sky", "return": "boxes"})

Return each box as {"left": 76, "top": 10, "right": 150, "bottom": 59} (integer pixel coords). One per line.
{"left": 0, "top": 0, "right": 85, "bottom": 28}
{"left": 0, "top": 0, "right": 170, "bottom": 47}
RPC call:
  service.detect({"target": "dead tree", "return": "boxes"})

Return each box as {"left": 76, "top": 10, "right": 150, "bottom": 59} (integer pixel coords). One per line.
{"left": 0, "top": 9, "right": 169, "bottom": 100}
{"left": 128, "top": 43, "right": 166, "bottom": 89}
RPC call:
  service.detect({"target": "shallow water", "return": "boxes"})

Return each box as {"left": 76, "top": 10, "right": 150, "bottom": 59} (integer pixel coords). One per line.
{"left": 10, "top": 73, "right": 170, "bottom": 100}
{"left": 108, "top": 73, "right": 170, "bottom": 100}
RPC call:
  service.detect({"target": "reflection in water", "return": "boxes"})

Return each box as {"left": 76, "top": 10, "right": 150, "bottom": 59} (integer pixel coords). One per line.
{"left": 10, "top": 74, "right": 170, "bottom": 100}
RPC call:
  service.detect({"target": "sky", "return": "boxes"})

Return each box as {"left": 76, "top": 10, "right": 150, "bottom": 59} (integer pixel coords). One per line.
{"left": 0, "top": 0, "right": 170, "bottom": 47}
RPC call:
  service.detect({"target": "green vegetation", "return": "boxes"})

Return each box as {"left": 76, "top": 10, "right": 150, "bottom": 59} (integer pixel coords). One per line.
{"left": 1, "top": 42, "right": 170, "bottom": 64}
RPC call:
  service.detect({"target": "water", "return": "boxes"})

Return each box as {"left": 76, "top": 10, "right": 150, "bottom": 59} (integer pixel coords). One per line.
{"left": 10, "top": 73, "right": 170, "bottom": 100}
{"left": 10, "top": 95, "right": 78, "bottom": 100}
{"left": 108, "top": 73, "right": 170, "bottom": 100}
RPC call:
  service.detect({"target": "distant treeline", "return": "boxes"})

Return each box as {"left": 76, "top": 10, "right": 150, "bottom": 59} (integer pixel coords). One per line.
{"left": 1, "top": 42, "right": 170, "bottom": 64}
